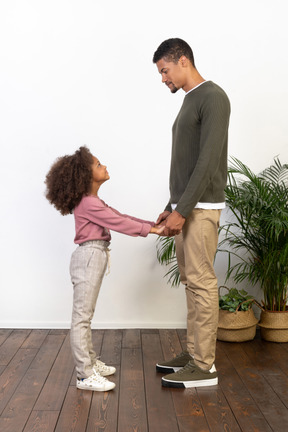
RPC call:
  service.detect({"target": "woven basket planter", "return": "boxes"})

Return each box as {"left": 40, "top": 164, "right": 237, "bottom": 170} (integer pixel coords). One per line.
{"left": 217, "top": 308, "right": 258, "bottom": 342}
{"left": 258, "top": 310, "right": 288, "bottom": 342}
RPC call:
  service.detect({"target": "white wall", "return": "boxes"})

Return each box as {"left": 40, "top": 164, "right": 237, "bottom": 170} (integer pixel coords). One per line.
{"left": 1, "top": 0, "right": 287, "bottom": 328}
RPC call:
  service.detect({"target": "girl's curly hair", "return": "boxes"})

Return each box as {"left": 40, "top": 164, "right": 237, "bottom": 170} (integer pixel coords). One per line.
{"left": 45, "top": 146, "right": 93, "bottom": 215}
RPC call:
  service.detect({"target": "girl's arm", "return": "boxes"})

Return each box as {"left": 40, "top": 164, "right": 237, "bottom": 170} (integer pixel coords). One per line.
{"left": 83, "top": 197, "right": 161, "bottom": 237}
{"left": 108, "top": 205, "right": 155, "bottom": 226}
{"left": 107, "top": 205, "right": 165, "bottom": 235}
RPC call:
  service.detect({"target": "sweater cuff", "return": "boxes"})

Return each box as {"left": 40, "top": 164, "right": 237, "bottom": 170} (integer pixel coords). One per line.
{"left": 165, "top": 203, "right": 172, "bottom": 213}
{"left": 140, "top": 223, "right": 152, "bottom": 237}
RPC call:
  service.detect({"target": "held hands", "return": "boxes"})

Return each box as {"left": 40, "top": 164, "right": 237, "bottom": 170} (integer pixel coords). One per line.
{"left": 156, "top": 210, "right": 171, "bottom": 225}
{"left": 150, "top": 224, "right": 166, "bottom": 235}
{"left": 154, "top": 210, "right": 185, "bottom": 236}
{"left": 149, "top": 210, "right": 171, "bottom": 235}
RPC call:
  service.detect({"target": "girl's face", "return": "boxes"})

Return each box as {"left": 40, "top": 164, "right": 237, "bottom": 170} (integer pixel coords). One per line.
{"left": 91, "top": 156, "right": 110, "bottom": 184}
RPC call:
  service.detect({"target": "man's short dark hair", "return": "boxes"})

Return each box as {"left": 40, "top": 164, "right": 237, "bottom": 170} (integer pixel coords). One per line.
{"left": 152, "top": 38, "right": 195, "bottom": 66}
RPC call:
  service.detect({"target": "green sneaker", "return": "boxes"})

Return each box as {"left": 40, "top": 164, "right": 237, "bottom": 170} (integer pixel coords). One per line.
{"left": 162, "top": 360, "right": 218, "bottom": 388}
{"left": 156, "top": 351, "right": 193, "bottom": 373}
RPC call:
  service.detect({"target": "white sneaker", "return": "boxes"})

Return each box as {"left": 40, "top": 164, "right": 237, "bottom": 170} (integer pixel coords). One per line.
{"left": 77, "top": 372, "right": 115, "bottom": 391}
{"left": 93, "top": 359, "right": 116, "bottom": 376}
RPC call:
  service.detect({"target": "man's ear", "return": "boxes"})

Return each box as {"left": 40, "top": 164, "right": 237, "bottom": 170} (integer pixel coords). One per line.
{"left": 179, "top": 55, "right": 188, "bottom": 67}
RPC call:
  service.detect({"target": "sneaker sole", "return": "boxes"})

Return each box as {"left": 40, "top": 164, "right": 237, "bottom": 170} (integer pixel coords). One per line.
{"left": 77, "top": 382, "right": 116, "bottom": 391}
{"left": 156, "top": 364, "right": 182, "bottom": 373}
{"left": 162, "top": 377, "right": 218, "bottom": 388}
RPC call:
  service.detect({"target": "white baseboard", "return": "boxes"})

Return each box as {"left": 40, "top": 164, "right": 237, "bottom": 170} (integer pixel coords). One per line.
{"left": 0, "top": 321, "right": 186, "bottom": 329}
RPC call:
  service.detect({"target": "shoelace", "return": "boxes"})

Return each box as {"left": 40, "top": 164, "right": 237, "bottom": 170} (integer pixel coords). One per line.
{"left": 175, "top": 361, "right": 196, "bottom": 375}
{"left": 95, "top": 359, "right": 110, "bottom": 371}
{"left": 90, "top": 372, "right": 107, "bottom": 383}
{"left": 174, "top": 351, "right": 190, "bottom": 359}
{"left": 79, "top": 372, "right": 108, "bottom": 384}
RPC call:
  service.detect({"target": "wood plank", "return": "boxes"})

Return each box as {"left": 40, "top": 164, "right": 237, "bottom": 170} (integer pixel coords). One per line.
{"left": 250, "top": 340, "right": 288, "bottom": 376}
{"left": 0, "top": 334, "right": 66, "bottom": 432}
{"left": 0, "top": 348, "right": 37, "bottom": 414}
{"left": 277, "top": 340, "right": 288, "bottom": 353}
{"left": 170, "top": 387, "right": 210, "bottom": 432}
{"left": 122, "top": 329, "right": 141, "bottom": 349}
{"left": 242, "top": 339, "right": 288, "bottom": 408}
{"left": 100, "top": 330, "right": 122, "bottom": 366}
{"left": 159, "top": 329, "right": 184, "bottom": 360}
{"left": 142, "top": 332, "right": 179, "bottom": 432}
{"left": 216, "top": 343, "right": 272, "bottom": 432}
{"left": 220, "top": 341, "right": 288, "bottom": 431}
{"left": 140, "top": 329, "right": 159, "bottom": 334}
{"left": 86, "top": 373, "right": 120, "bottom": 432}
{"left": 49, "top": 329, "right": 69, "bottom": 335}
{"left": 23, "top": 411, "right": 59, "bottom": 432}
{"left": 197, "top": 387, "right": 242, "bottom": 432}
{"left": 118, "top": 348, "right": 148, "bottom": 432}
{"left": 54, "top": 386, "right": 92, "bottom": 432}
{"left": 21, "top": 329, "right": 50, "bottom": 349}
{"left": 0, "top": 330, "right": 13, "bottom": 347}
{"left": 0, "top": 330, "right": 31, "bottom": 365}
{"left": 34, "top": 332, "right": 75, "bottom": 410}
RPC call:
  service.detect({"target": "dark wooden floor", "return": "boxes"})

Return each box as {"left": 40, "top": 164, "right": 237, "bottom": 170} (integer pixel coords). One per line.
{"left": 0, "top": 328, "right": 288, "bottom": 432}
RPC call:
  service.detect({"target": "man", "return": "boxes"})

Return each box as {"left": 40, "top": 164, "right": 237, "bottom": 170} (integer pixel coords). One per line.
{"left": 153, "top": 38, "right": 230, "bottom": 388}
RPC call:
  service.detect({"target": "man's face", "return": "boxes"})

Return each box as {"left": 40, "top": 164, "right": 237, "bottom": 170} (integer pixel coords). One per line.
{"left": 156, "top": 58, "right": 184, "bottom": 93}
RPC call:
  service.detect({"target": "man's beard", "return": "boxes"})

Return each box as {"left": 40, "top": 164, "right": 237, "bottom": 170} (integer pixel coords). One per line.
{"left": 170, "top": 84, "right": 179, "bottom": 94}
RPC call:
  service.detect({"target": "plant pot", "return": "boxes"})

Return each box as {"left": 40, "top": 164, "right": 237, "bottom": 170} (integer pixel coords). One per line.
{"left": 217, "top": 309, "right": 258, "bottom": 342}
{"left": 258, "top": 310, "right": 288, "bottom": 342}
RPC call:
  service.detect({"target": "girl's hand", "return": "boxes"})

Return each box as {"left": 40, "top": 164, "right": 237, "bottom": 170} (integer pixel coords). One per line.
{"left": 150, "top": 225, "right": 166, "bottom": 235}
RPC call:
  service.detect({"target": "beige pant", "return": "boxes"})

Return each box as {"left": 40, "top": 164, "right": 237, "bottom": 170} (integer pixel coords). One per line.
{"left": 175, "top": 209, "right": 221, "bottom": 371}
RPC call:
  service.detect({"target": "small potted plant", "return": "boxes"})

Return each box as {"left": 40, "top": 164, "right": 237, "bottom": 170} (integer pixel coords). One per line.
{"left": 217, "top": 286, "right": 258, "bottom": 342}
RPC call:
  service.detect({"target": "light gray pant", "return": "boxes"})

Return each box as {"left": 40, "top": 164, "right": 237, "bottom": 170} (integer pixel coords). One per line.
{"left": 69, "top": 240, "right": 109, "bottom": 379}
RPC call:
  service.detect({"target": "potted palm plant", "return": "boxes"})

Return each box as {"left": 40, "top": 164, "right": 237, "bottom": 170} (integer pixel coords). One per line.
{"left": 218, "top": 157, "right": 288, "bottom": 342}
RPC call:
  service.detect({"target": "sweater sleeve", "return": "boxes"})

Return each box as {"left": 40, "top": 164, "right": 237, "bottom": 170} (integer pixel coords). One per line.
{"left": 176, "top": 90, "right": 230, "bottom": 217}
{"left": 84, "top": 198, "right": 154, "bottom": 237}
{"left": 164, "top": 201, "right": 172, "bottom": 213}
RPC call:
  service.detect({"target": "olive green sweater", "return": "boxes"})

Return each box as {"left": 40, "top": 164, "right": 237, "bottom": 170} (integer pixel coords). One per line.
{"left": 165, "top": 81, "right": 231, "bottom": 218}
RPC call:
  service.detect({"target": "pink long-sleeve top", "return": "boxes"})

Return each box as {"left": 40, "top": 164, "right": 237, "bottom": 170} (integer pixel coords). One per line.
{"left": 73, "top": 195, "right": 154, "bottom": 244}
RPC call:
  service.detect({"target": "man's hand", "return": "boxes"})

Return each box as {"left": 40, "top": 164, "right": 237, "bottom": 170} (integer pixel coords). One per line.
{"left": 156, "top": 210, "right": 171, "bottom": 225}
{"left": 164, "top": 211, "right": 185, "bottom": 236}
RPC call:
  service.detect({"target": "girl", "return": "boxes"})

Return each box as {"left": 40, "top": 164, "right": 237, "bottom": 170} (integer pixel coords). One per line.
{"left": 45, "top": 146, "right": 164, "bottom": 392}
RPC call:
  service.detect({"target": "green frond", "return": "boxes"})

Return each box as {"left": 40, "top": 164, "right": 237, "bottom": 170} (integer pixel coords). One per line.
{"left": 156, "top": 237, "right": 180, "bottom": 287}
{"left": 218, "top": 156, "right": 288, "bottom": 311}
